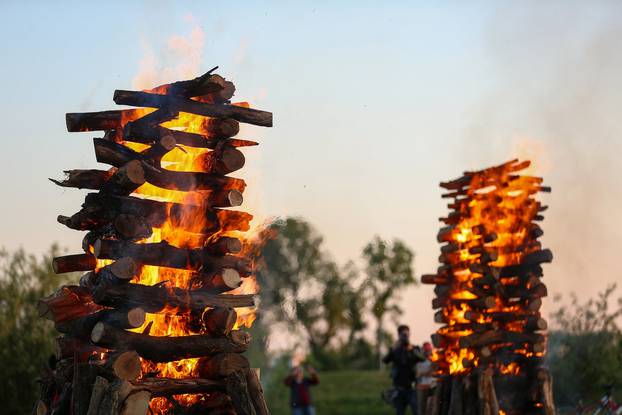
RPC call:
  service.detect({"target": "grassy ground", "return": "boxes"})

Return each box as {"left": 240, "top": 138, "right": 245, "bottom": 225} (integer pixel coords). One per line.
{"left": 265, "top": 370, "right": 396, "bottom": 415}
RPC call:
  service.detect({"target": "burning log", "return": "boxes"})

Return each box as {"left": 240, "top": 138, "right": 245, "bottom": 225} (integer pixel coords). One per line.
{"left": 55, "top": 307, "right": 145, "bottom": 339}
{"left": 92, "top": 282, "right": 254, "bottom": 313}
{"left": 50, "top": 169, "right": 114, "bottom": 190}
{"left": 66, "top": 110, "right": 124, "bottom": 132}
{"left": 93, "top": 239, "right": 252, "bottom": 274}
{"left": 193, "top": 269, "right": 243, "bottom": 294}
{"left": 113, "top": 90, "right": 273, "bottom": 127}
{"left": 197, "top": 353, "right": 250, "bottom": 378}
{"left": 203, "top": 307, "right": 238, "bottom": 336}
{"left": 90, "top": 322, "right": 251, "bottom": 362}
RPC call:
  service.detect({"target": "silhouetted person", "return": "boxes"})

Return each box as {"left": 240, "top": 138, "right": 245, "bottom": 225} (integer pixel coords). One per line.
{"left": 383, "top": 325, "right": 425, "bottom": 415}
{"left": 284, "top": 364, "right": 319, "bottom": 415}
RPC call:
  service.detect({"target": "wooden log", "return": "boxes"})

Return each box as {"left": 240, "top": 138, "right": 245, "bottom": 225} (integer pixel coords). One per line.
{"left": 421, "top": 274, "right": 449, "bottom": 285}
{"left": 55, "top": 308, "right": 146, "bottom": 339}
{"left": 203, "top": 307, "right": 238, "bottom": 336}
{"left": 113, "top": 89, "right": 273, "bottom": 127}
{"left": 92, "top": 282, "right": 254, "bottom": 313}
{"left": 149, "top": 69, "right": 234, "bottom": 101}
{"left": 94, "top": 239, "right": 252, "bottom": 274}
{"left": 217, "top": 209, "right": 253, "bottom": 232}
{"left": 50, "top": 169, "right": 114, "bottom": 190}
{"left": 90, "top": 350, "right": 142, "bottom": 381}
{"left": 143, "top": 165, "right": 245, "bottom": 192}
{"left": 66, "top": 110, "right": 123, "bottom": 132}
{"left": 225, "top": 370, "right": 257, "bottom": 415}
{"left": 205, "top": 237, "right": 243, "bottom": 255}
{"left": 86, "top": 376, "right": 109, "bottom": 415}
{"left": 120, "top": 390, "right": 150, "bottom": 415}
{"left": 123, "top": 118, "right": 252, "bottom": 148}
{"left": 94, "top": 138, "right": 143, "bottom": 168}
{"left": 198, "top": 144, "right": 246, "bottom": 175}
{"left": 58, "top": 206, "right": 111, "bottom": 231}
{"left": 432, "top": 296, "right": 495, "bottom": 310}
{"left": 52, "top": 253, "right": 97, "bottom": 274}
{"left": 140, "top": 134, "right": 176, "bottom": 162}
{"left": 101, "top": 160, "right": 146, "bottom": 195}
{"left": 90, "top": 322, "right": 250, "bottom": 362}
{"left": 113, "top": 214, "right": 152, "bottom": 240}
{"left": 245, "top": 368, "right": 270, "bottom": 415}
{"left": 38, "top": 286, "right": 101, "bottom": 323}
{"left": 197, "top": 353, "right": 250, "bottom": 378}
{"left": 54, "top": 335, "right": 107, "bottom": 361}
{"left": 459, "top": 330, "right": 545, "bottom": 348}
{"left": 72, "top": 362, "right": 99, "bottom": 415}
{"left": 128, "top": 377, "right": 224, "bottom": 396}
{"left": 192, "top": 269, "right": 243, "bottom": 294}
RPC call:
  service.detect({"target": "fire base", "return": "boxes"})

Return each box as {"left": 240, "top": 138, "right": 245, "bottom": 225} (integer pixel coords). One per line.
{"left": 33, "top": 69, "right": 272, "bottom": 415}
{"left": 431, "top": 368, "right": 554, "bottom": 415}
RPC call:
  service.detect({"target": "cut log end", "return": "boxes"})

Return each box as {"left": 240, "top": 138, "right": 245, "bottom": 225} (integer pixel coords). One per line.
{"left": 112, "top": 350, "right": 142, "bottom": 380}
{"left": 127, "top": 307, "right": 146, "bottom": 328}
{"left": 109, "top": 257, "right": 139, "bottom": 280}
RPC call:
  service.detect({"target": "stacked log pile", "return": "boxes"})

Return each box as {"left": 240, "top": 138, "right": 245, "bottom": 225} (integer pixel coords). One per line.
{"left": 422, "top": 159, "right": 555, "bottom": 415}
{"left": 33, "top": 68, "right": 271, "bottom": 415}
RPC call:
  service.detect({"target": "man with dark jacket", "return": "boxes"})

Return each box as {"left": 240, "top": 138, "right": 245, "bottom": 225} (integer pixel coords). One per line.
{"left": 383, "top": 325, "right": 426, "bottom": 415}
{"left": 284, "top": 364, "right": 319, "bottom": 415}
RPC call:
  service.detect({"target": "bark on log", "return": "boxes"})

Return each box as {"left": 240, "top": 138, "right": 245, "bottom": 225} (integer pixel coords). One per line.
{"left": 143, "top": 165, "right": 245, "bottom": 192}
{"left": 203, "top": 307, "right": 238, "bottom": 336}
{"left": 101, "top": 160, "right": 146, "bottom": 195}
{"left": 94, "top": 239, "right": 252, "bottom": 274}
{"left": 206, "top": 237, "right": 243, "bottom": 255}
{"left": 86, "top": 377, "right": 109, "bottom": 415}
{"left": 245, "top": 368, "right": 270, "bottom": 415}
{"left": 225, "top": 370, "right": 257, "bottom": 415}
{"left": 38, "top": 286, "right": 101, "bottom": 323}
{"left": 90, "top": 322, "right": 250, "bottom": 362}
{"left": 50, "top": 169, "right": 114, "bottom": 190}
{"left": 113, "top": 90, "right": 273, "bottom": 127}
{"left": 197, "top": 353, "right": 250, "bottom": 378}
{"left": 53, "top": 253, "right": 97, "bottom": 274}
{"left": 128, "top": 377, "right": 224, "bottom": 396}
{"left": 72, "top": 362, "right": 99, "bottom": 415}
{"left": 89, "top": 350, "right": 142, "bottom": 381}
{"left": 192, "top": 268, "right": 242, "bottom": 294}
{"left": 113, "top": 214, "right": 152, "bottom": 240}
{"left": 198, "top": 144, "right": 246, "bottom": 175}
{"left": 459, "top": 330, "right": 545, "bottom": 348}
{"left": 66, "top": 110, "right": 124, "bottom": 132}
{"left": 55, "top": 308, "right": 146, "bottom": 339}
{"left": 94, "top": 138, "right": 143, "bottom": 168}
{"left": 124, "top": 119, "right": 252, "bottom": 148}
{"left": 92, "top": 282, "right": 254, "bottom": 313}
{"left": 149, "top": 70, "right": 235, "bottom": 101}
{"left": 140, "top": 134, "right": 177, "bottom": 162}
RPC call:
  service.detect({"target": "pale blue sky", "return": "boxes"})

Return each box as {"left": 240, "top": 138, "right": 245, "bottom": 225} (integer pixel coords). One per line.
{"left": 2, "top": 1, "right": 621, "bottom": 341}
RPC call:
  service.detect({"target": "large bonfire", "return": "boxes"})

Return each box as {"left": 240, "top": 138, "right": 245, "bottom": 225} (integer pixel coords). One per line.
{"left": 35, "top": 68, "right": 272, "bottom": 415}
{"left": 422, "top": 159, "right": 555, "bottom": 415}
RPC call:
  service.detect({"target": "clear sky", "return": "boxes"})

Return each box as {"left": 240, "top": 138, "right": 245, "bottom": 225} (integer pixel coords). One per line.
{"left": 1, "top": 1, "right": 622, "bottom": 344}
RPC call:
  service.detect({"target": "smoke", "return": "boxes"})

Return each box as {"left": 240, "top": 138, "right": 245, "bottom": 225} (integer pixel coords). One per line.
{"left": 132, "top": 14, "right": 206, "bottom": 89}
{"left": 460, "top": 2, "right": 622, "bottom": 307}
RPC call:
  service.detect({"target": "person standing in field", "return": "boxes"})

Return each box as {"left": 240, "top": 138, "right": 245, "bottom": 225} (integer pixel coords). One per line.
{"left": 383, "top": 325, "right": 426, "bottom": 415}
{"left": 284, "top": 364, "right": 320, "bottom": 415}
{"left": 416, "top": 342, "right": 437, "bottom": 415}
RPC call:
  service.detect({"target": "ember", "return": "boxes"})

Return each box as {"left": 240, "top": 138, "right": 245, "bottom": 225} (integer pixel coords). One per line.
{"left": 422, "top": 159, "right": 555, "bottom": 415}
{"left": 36, "top": 68, "right": 272, "bottom": 415}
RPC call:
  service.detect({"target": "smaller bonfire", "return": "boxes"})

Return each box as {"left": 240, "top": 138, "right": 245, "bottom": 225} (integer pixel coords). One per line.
{"left": 34, "top": 68, "right": 272, "bottom": 415}
{"left": 422, "top": 159, "right": 555, "bottom": 415}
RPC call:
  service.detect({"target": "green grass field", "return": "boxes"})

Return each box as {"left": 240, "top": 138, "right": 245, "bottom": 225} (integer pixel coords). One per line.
{"left": 265, "top": 370, "right": 396, "bottom": 415}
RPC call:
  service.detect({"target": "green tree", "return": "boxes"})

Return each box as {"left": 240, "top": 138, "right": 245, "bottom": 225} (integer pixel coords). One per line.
{"left": 548, "top": 284, "right": 622, "bottom": 405}
{"left": 257, "top": 217, "right": 368, "bottom": 369}
{"left": 0, "top": 245, "right": 71, "bottom": 415}
{"left": 361, "top": 236, "right": 415, "bottom": 367}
